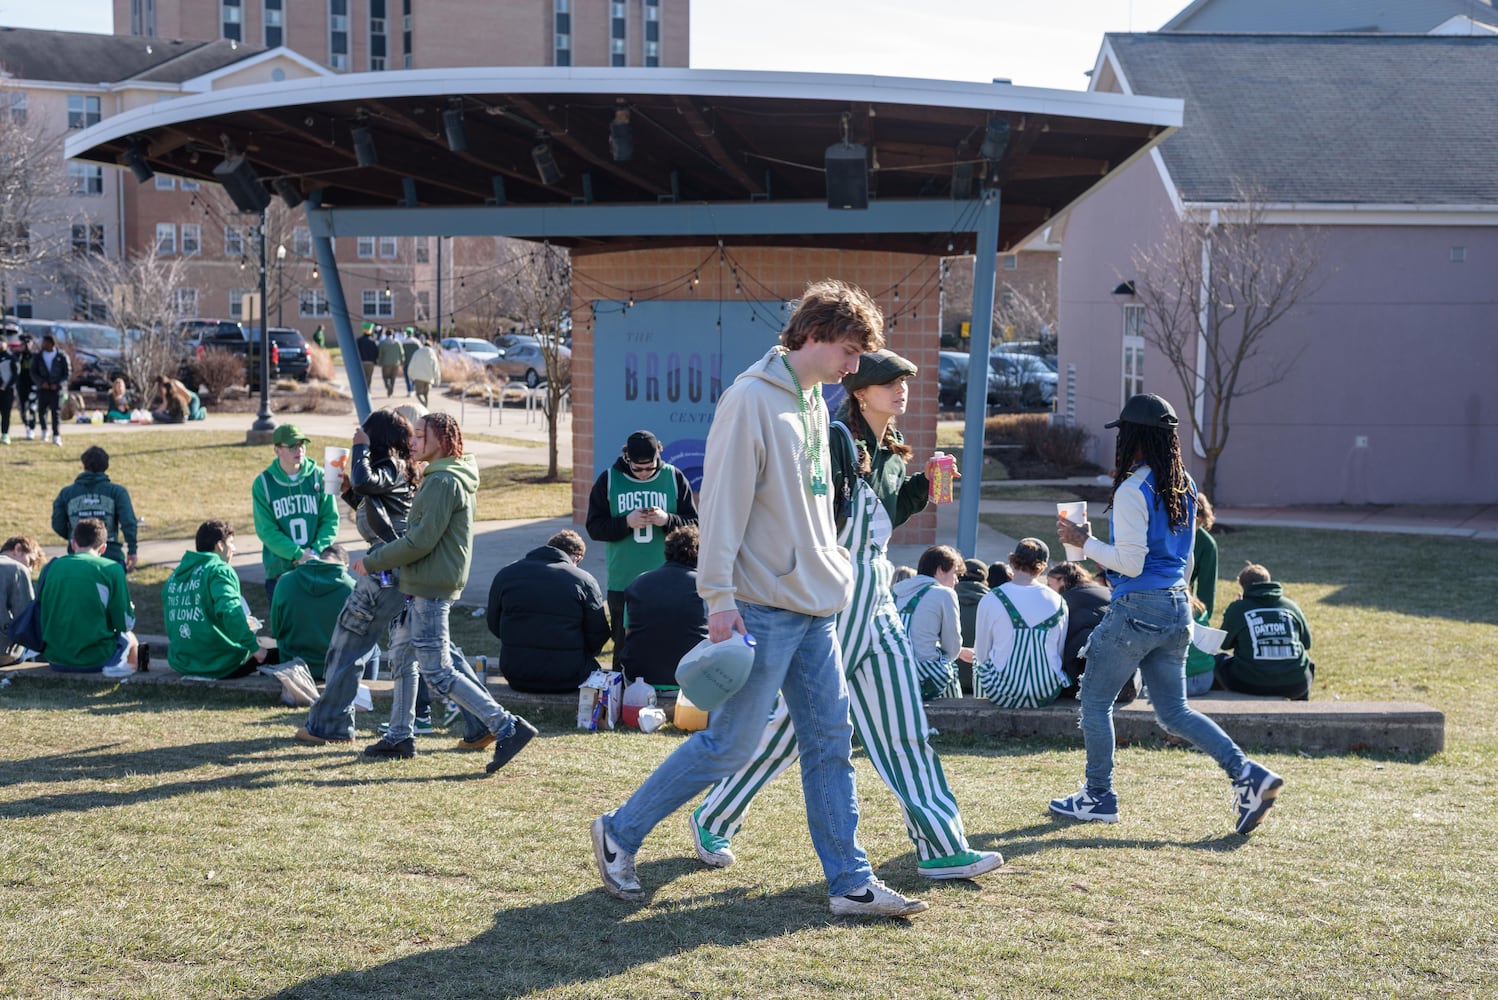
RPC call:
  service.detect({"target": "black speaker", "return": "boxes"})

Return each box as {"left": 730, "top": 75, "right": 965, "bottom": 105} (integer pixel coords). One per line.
{"left": 273, "top": 176, "right": 304, "bottom": 209}
{"left": 213, "top": 156, "right": 272, "bottom": 214}
{"left": 825, "top": 143, "right": 868, "bottom": 210}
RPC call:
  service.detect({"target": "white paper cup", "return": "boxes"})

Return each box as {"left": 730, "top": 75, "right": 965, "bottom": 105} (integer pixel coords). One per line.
{"left": 1191, "top": 623, "right": 1227, "bottom": 656}
{"left": 324, "top": 446, "right": 349, "bottom": 494}
{"left": 1057, "top": 501, "right": 1088, "bottom": 561}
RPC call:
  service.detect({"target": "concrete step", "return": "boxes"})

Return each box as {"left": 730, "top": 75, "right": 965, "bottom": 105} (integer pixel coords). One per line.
{"left": 3, "top": 660, "right": 1442, "bottom": 756}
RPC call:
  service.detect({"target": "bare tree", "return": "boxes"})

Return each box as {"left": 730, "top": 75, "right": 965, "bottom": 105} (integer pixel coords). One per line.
{"left": 0, "top": 83, "right": 76, "bottom": 314}
{"left": 497, "top": 241, "right": 572, "bottom": 481}
{"left": 1130, "top": 183, "right": 1323, "bottom": 499}
{"left": 992, "top": 279, "right": 1057, "bottom": 353}
{"left": 73, "top": 245, "right": 192, "bottom": 392}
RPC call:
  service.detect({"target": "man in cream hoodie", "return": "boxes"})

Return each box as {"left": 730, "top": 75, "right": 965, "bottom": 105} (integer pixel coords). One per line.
{"left": 591, "top": 279, "right": 928, "bottom": 918}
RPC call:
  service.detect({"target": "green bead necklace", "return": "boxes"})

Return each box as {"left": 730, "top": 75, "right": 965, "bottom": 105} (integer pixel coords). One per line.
{"left": 779, "top": 353, "right": 827, "bottom": 497}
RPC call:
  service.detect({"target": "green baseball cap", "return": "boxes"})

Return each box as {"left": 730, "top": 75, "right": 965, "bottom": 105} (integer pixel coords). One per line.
{"left": 272, "top": 424, "right": 311, "bottom": 447}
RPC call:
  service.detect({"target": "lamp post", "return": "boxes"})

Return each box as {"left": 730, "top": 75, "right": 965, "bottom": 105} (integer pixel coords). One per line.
{"left": 275, "top": 243, "right": 287, "bottom": 327}
{"left": 251, "top": 209, "right": 275, "bottom": 436}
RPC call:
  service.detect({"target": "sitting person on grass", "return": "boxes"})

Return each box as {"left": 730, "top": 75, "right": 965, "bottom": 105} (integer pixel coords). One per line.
{"left": 1046, "top": 561, "right": 1138, "bottom": 703}
{"left": 105, "top": 378, "right": 133, "bottom": 422}
{"left": 618, "top": 525, "right": 707, "bottom": 690}
{"left": 1216, "top": 563, "right": 1314, "bottom": 700}
{"left": 40, "top": 518, "right": 139, "bottom": 677}
{"left": 164, "top": 520, "right": 269, "bottom": 680}
{"left": 1, "top": 536, "right": 43, "bottom": 666}
{"left": 890, "top": 544, "right": 968, "bottom": 700}
{"left": 270, "top": 544, "right": 357, "bottom": 681}
{"left": 485, "top": 529, "right": 609, "bottom": 693}
{"left": 973, "top": 538, "right": 1067, "bottom": 707}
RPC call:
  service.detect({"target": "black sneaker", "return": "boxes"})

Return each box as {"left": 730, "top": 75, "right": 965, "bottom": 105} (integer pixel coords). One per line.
{"left": 363, "top": 736, "right": 416, "bottom": 759}
{"left": 485, "top": 715, "right": 538, "bottom": 774}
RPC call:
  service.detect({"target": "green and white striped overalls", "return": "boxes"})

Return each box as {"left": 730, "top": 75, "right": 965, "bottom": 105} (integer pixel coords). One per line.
{"left": 695, "top": 430, "right": 971, "bottom": 862}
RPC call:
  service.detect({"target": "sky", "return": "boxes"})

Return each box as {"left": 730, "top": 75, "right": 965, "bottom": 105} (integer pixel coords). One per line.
{"left": 0, "top": 0, "right": 1187, "bottom": 91}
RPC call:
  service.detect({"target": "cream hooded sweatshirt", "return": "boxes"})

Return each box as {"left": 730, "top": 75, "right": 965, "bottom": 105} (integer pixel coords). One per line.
{"left": 696, "top": 347, "right": 853, "bottom": 619}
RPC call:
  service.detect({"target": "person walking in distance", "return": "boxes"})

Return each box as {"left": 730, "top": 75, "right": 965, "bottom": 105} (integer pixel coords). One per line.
{"left": 690, "top": 349, "right": 1002, "bottom": 883}
{"left": 590, "top": 279, "right": 928, "bottom": 918}
{"left": 356, "top": 413, "right": 537, "bottom": 771}
{"left": 1052, "top": 393, "right": 1284, "bottom": 835}
{"left": 252, "top": 424, "right": 339, "bottom": 605}
{"left": 31, "top": 333, "right": 70, "bottom": 446}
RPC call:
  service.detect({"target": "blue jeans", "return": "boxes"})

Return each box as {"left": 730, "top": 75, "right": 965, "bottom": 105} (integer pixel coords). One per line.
{"left": 605, "top": 601, "right": 873, "bottom": 897}
{"left": 384, "top": 597, "right": 514, "bottom": 743}
{"left": 1185, "top": 669, "right": 1215, "bottom": 697}
{"left": 1078, "top": 588, "right": 1246, "bottom": 794}
{"left": 50, "top": 632, "right": 131, "bottom": 673}
{"left": 305, "top": 576, "right": 485, "bottom": 741}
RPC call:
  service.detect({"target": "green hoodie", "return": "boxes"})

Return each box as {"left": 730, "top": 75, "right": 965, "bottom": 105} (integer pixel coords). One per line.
{"left": 52, "top": 471, "right": 139, "bottom": 565}
{"left": 39, "top": 551, "right": 134, "bottom": 669}
{"left": 251, "top": 455, "right": 338, "bottom": 581}
{"left": 363, "top": 454, "right": 479, "bottom": 599}
{"left": 163, "top": 550, "right": 260, "bottom": 679}
{"left": 268, "top": 559, "right": 357, "bottom": 677}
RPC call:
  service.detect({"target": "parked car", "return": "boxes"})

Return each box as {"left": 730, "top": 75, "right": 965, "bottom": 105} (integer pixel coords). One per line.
{"left": 988, "top": 351, "right": 1058, "bottom": 408}
{"left": 938, "top": 350, "right": 1004, "bottom": 409}
{"left": 178, "top": 318, "right": 279, "bottom": 388}
{"left": 59, "top": 322, "right": 132, "bottom": 390}
{"left": 267, "top": 327, "right": 311, "bottom": 381}
{"left": 488, "top": 339, "right": 571, "bottom": 388}
{"left": 440, "top": 337, "right": 502, "bottom": 365}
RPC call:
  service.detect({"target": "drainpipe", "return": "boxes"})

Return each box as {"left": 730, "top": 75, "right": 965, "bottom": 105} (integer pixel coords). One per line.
{"left": 1191, "top": 209, "right": 1214, "bottom": 460}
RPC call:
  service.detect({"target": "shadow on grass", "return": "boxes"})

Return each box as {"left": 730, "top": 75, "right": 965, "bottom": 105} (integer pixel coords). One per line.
{"left": 969, "top": 817, "right": 1246, "bottom": 861}
{"left": 254, "top": 876, "right": 904, "bottom": 1000}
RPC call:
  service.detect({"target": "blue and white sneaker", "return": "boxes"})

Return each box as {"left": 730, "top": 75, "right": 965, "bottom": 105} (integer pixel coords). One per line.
{"left": 1049, "top": 784, "right": 1119, "bottom": 824}
{"left": 1232, "top": 761, "right": 1284, "bottom": 835}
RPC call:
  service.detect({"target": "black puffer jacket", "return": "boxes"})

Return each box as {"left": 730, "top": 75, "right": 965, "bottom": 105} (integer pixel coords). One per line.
{"left": 341, "top": 444, "right": 413, "bottom": 545}
{"left": 619, "top": 561, "right": 708, "bottom": 687}
{"left": 486, "top": 545, "right": 610, "bottom": 693}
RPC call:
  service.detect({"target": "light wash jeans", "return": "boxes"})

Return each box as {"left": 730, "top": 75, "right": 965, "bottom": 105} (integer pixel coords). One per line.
{"left": 605, "top": 601, "right": 874, "bottom": 898}
{"left": 1078, "top": 588, "right": 1246, "bottom": 794}
{"left": 305, "top": 575, "right": 484, "bottom": 741}
{"left": 384, "top": 597, "right": 515, "bottom": 743}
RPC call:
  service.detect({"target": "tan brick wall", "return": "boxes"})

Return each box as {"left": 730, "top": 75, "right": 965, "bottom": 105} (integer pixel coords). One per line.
{"left": 572, "top": 246, "right": 943, "bottom": 547}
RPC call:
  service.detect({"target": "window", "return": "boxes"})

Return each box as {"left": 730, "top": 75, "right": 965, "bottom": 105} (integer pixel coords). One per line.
{"left": 356, "top": 236, "right": 375, "bottom": 258}
{"left": 67, "top": 95, "right": 101, "bottom": 129}
{"left": 155, "top": 174, "right": 176, "bottom": 190}
{"left": 13, "top": 286, "right": 32, "bottom": 319}
{"left": 156, "top": 223, "right": 176, "bottom": 255}
{"left": 414, "top": 236, "right": 430, "bottom": 263}
{"left": 362, "top": 288, "right": 394, "bottom": 318}
{"left": 68, "top": 162, "right": 104, "bottom": 196}
{"left": 264, "top": 0, "right": 283, "bottom": 47}
{"left": 221, "top": 0, "right": 242, "bottom": 42}
{"left": 7, "top": 91, "right": 25, "bottom": 125}
{"left": 1122, "top": 303, "right": 1145, "bottom": 402}
{"left": 293, "top": 226, "right": 313, "bottom": 257}
{"left": 378, "top": 236, "right": 398, "bottom": 258}
{"left": 224, "top": 225, "right": 245, "bottom": 257}
{"left": 181, "top": 224, "right": 201, "bottom": 256}
{"left": 1, "top": 222, "right": 28, "bottom": 255}
{"left": 370, "top": 0, "right": 387, "bottom": 70}
{"left": 173, "top": 288, "right": 199, "bottom": 317}
{"left": 71, "top": 224, "right": 104, "bottom": 256}
{"left": 644, "top": 0, "right": 659, "bottom": 64}
{"left": 415, "top": 289, "right": 431, "bottom": 322}
{"left": 181, "top": 179, "right": 200, "bottom": 191}
{"left": 610, "top": 1, "right": 627, "bottom": 66}
{"left": 330, "top": 0, "right": 349, "bottom": 69}
{"left": 229, "top": 288, "right": 257, "bottom": 320}
{"left": 130, "top": 0, "right": 157, "bottom": 36}
{"left": 1002, "top": 254, "right": 1018, "bottom": 270}
{"left": 554, "top": 0, "right": 571, "bottom": 65}
{"left": 299, "top": 289, "right": 331, "bottom": 317}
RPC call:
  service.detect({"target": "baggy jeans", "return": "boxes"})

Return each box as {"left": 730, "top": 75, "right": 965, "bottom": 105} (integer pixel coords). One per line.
{"left": 383, "top": 596, "right": 516, "bottom": 743}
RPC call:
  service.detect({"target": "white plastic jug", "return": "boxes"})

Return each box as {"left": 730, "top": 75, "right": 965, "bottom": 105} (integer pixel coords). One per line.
{"left": 621, "top": 676, "right": 657, "bottom": 728}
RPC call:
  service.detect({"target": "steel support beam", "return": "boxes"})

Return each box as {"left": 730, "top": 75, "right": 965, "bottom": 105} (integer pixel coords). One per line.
{"left": 957, "top": 188, "right": 1001, "bottom": 557}
{"left": 306, "top": 193, "right": 372, "bottom": 423}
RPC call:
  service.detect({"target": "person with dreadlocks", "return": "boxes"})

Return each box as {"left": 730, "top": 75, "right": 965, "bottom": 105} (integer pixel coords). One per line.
{"left": 1052, "top": 393, "right": 1283, "bottom": 836}
{"left": 354, "top": 412, "right": 537, "bottom": 773}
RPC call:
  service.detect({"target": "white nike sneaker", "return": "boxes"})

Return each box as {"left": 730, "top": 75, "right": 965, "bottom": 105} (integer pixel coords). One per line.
{"left": 591, "top": 814, "right": 643, "bottom": 902}
{"left": 829, "top": 877, "right": 929, "bottom": 918}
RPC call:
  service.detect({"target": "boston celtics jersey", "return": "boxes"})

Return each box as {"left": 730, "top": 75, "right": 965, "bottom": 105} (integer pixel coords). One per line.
{"left": 252, "top": 457, "right": 337, "bottom": 581}
{"left": 605, "top": 464, "right": 677, "bottom": 591}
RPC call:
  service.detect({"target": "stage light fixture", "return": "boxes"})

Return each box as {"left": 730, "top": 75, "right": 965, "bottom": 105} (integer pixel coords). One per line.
{"left": 351, "top": 125, "right": 378, "bottom": 167}
{"left": 980, "top": 117, "right": 1011, "bottom": 161}
{"left": 213, "top": 155, "right": 272, "bottom": 213}
{"left": 123, "top": 142, "right": 154, "bottom": 183}
{"left": 443, "top": 108, "right": 468, "bottom": 152}
{"left": 273, "top": 177, "right": 304, "bottom": 209}
{"left": 609, "top": 107, "right": 633, "bottom": 162}
{"left": 532, "top": 141, "right": 563, "bottom": 185}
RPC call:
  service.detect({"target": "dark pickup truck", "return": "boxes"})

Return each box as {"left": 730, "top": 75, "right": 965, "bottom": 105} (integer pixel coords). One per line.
{"left": 178, "top": 319, "right": 279, "bottom": 388}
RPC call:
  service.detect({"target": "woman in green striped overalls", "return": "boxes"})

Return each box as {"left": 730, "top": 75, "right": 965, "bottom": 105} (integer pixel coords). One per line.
{"left": 688, "top": 350, "right": 1003, "bottom": 881}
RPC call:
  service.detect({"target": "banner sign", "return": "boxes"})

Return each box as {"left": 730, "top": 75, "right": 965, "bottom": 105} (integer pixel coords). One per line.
{"left": 592, "top": 300, "right": 785, "bottom": 490}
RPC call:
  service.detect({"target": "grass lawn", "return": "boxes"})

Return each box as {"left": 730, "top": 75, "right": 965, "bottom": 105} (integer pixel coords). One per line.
{"left": 0, "top": 430, "right": 570, "bottom": 548}
{"left": 2, "top": 516, "right": 1495, "bottom": 994}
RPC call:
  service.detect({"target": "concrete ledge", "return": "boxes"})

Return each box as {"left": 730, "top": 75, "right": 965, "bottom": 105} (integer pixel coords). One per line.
{"left": 2, "top": 661, "right": 1443, "bottom": 757}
